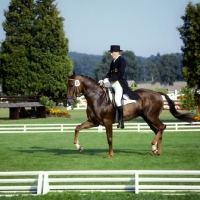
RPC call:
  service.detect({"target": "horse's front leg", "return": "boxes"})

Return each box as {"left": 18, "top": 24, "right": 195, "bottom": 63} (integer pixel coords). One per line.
{"left": 74, "top": 120, "right": 96, "bottom": 152}
{"left": 104, "top": 123, "right": 113, "bottom": 158}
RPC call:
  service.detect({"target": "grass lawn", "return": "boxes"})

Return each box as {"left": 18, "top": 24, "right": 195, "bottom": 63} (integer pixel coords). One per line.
{"left": 0, "top": 108, "right": 199, "bottom": 171}
{"left": 0, "top": 131, "right": 200, "bottom": 171}
{"left": 0, "top": 108, "right": 199, "bottom": 200}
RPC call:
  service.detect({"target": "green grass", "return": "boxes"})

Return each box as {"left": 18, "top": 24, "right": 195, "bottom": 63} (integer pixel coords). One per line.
{"left": 0, "top": 131, "right": 199, "bottom": 171}
{"left": 0, "top": 108, "right": 199, "bottom": 200}
{"left": 0, "top": 108, "right": 199, "bottom": 171}
{"left": 0, "top": 192, "right": 199, "bottom": 200}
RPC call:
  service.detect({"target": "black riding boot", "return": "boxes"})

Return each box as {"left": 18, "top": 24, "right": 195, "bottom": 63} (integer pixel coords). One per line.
{"left": 117, "top": 106, "right": 124, "bottom": 129}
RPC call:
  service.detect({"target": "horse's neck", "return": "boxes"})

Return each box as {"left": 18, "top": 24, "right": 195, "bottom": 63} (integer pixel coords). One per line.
{"left": 85, "top": 86, "right": 114, "bottom": 108}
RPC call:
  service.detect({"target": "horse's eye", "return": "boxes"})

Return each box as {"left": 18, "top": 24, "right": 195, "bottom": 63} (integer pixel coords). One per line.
{"left": 69, "top": 84, "right": 73, "bottom": 87}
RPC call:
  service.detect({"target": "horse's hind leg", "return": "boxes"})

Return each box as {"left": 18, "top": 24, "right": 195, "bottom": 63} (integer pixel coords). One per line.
{"left": 74, "top": 120, "right": 97, "bottom": 152}
{"left": 143, "top": 116, "right": 166, "bottom": 155}
{"left": 152, "top": 128, "right": 165, "bottom": 155}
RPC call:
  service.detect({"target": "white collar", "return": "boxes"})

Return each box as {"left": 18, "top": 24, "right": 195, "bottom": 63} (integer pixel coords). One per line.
{"left": 113, "top": 55, "right": 120, "bottom": 62}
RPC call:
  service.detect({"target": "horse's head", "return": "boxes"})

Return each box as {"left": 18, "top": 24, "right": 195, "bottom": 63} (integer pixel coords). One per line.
{"left": 67, "top": 71, "right": 101, "bottom": 105}
{"left": 66, "top": 71, "right": 83, "bottom": 105}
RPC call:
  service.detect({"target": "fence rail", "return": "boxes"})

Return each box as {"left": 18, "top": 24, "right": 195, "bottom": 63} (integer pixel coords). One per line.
{"left": 0, "top": 170, "right": 200, "bottom": 196}
{"left": 0, "top": 171, "right": 43, "bottom": 196}
{"left": 0, "top": 122, "right": 200, "bottom": 133}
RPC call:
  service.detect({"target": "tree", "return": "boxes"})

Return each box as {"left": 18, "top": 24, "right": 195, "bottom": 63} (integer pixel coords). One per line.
{"left": 68, "top": 52, "right": 102, "bottom": 78}
{"left": 174, "top": 53, "right": 183, "bottom": 81}
{"left": 0, "top": 0, "right": 35, "bottom": 95}
{"left": 32, "top": 0, "right": 72, "bottom": 98}
{"left": 0, "top": 0, "right": 72, "bottom": 98}
{"left": 145, "top": 60, "right": 159, "bottom": 84}
{"left": 177, "top": 2, "right": 200, "bottom": 88}
{"left": 157, "top": 54, "right": 179, "bottom": 87}
{"left": 121, "top": 51, "right": 142, "bottom": 82}
{"left": 93, "top": 52, "right": 112, "bottom": 81}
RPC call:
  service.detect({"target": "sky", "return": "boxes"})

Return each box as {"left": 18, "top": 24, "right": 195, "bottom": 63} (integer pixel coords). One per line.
{"left": 0, "top": 0, "right": 199, "bottom": 57}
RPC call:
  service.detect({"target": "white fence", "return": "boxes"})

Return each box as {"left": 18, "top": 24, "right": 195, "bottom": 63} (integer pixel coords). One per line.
{"left": 0, "top": 170, "right": 200, "bottom": 196}
{"left": 66, "top": 91, "right": 182, "bottom": 110}
{"left": 0, "top": 122, "right": 200, "bottom": 133}
{"left": 0, "top": 171, "right": 43, "bottom": 196}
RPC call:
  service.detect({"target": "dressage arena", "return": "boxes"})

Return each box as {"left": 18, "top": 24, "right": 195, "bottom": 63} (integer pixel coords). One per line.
{"left": 0, "top": 124, "right": 200, "bottom": 197}
{"left": 0, "top": 77, "right": 199, "bottom": 198}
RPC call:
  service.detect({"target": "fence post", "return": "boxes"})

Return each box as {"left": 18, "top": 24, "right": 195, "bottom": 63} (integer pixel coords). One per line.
{"left": 42, "top": 172, "right": 49, "bottom": 195}
{"left": 175, "top": 123, "right": 178, "bottom": 131}
{"left": 135, "top": 171, "right": 139, "bottom": 194}
{"left": 24, "top": 125, "right": 26, "bottom": 133}
{"left": 98, "top": 125, "right": 103, "bottom": 133}
{"left": 37, "top": 172, "right": 43, "bottom": 195}
{"left": 137, "top": 124, "right": 140, "bottom": 132}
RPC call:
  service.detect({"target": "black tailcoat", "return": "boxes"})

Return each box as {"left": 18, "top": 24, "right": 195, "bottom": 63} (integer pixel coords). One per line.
{"left": 104, "top": 56, "right": 140, "bottom": 100}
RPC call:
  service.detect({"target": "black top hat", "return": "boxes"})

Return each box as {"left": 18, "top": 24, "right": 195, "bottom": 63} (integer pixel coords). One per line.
{"left": 108, "top": 45, "right": 122, "bottom": 52}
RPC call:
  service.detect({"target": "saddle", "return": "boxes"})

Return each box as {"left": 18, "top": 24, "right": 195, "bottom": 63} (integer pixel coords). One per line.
{"left": 102, "top": 86, "right": 136, "bottom": 106}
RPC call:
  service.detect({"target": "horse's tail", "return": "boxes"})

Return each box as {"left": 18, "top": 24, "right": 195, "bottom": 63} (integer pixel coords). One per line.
{"left": 158, "top": 92, "right": 195, "bottom": 123}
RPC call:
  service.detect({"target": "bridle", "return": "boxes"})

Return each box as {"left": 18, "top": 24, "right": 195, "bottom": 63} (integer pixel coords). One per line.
{"left": 67, "top": 77, "right": 111, "bottom": 106}
{"left": 67, "top": 78, "right": 99, "bottom": 99}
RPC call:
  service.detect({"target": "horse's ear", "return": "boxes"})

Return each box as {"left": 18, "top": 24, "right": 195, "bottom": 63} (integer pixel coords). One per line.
{"left": 66, "top": 71, "right": 75, "bottom": 78}
{"left": 73, "top": 71, "right": 76, "bottom": 78}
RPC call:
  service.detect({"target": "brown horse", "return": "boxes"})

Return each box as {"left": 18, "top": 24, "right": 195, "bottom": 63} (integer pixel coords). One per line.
{"left": 67, "top": 72, "right": 194, "bottom": 158}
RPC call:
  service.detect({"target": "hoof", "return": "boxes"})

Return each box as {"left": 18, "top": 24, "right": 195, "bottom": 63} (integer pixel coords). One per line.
{"left": 152, "top": 150, "right": 158, "bottom": 155}
{"left": 152, "top": 150, "right": 161, "bottom": 156}
{"left": 103, "top": 154, "right": 113, "bottom": 158}
{"left": 78, "top": 146, "right": 84, "bottom": 153}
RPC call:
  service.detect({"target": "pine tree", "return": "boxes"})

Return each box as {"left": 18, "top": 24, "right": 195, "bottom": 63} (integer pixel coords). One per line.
{"left": 0, "top": 0, "right": 35, "bottom": 95}
{"left": 32, "top": 0, "right": 72, "bottom": 97}
{"left": 177, "top": 2, "right": 200, "bottom": 88}
{"left": 0, "top": 0, "right": 72, "bottom": 98}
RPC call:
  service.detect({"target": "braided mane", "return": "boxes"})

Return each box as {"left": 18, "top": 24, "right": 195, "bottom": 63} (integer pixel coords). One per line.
{"left": 79, "top": 74, "right": 98, "bottom": 85}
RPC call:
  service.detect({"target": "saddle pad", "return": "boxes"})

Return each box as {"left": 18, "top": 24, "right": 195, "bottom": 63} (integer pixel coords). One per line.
{"left": 108, "top": 90, "right": 136, "bottom": 105}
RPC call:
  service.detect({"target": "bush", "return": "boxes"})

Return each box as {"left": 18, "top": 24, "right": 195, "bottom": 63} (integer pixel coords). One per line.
{"left": 179, "top": 86, "right": 196, "bottom": 112}
{"left": 39, "top": 96, "right": 56, "bottom": 110}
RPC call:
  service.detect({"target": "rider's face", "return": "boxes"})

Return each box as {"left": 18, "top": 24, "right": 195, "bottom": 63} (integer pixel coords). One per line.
{"left": 110, "top": 51, "right": 120, "bottom": 60}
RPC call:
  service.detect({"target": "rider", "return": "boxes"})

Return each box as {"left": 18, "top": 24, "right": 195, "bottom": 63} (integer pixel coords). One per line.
{"left": 99, "top": 45, "right": 140, "bottom": 129}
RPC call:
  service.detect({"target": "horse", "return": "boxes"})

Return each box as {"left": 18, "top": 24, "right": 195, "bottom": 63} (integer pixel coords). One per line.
{"left": 67, "top": 72, "right": 194, "bottom": 158}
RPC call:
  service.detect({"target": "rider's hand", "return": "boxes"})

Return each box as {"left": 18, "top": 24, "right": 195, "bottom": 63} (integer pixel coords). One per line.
{"left": 103, "top": 78, "right": 109, "bottom": 83}
{"left": 98, "top": 78, "right": 109, "bottom": 86}
{"left": 98, "top": 80, "right": 104, "bottom": 86}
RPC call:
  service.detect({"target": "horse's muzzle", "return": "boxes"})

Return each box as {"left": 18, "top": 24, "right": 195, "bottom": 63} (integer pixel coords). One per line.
{"left": 66, "top": 98, "right": 75, "bottom": 106}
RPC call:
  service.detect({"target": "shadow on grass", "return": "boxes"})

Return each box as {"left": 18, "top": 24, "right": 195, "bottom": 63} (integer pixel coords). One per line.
{"left": 16, "top": 146, "right": 149, "bottom": 156}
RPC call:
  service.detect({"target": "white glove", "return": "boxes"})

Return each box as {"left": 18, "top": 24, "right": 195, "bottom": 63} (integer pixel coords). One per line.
{"left": 103, "top": 78, "right": 109, "bottom": 83}
{"left": 98, "top": 80, "right": 104, "bottom": 84}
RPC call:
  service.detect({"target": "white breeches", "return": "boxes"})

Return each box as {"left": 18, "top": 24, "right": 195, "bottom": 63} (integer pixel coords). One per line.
{"left": 111, "top": 81, "right": 123, "bottom": 106}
